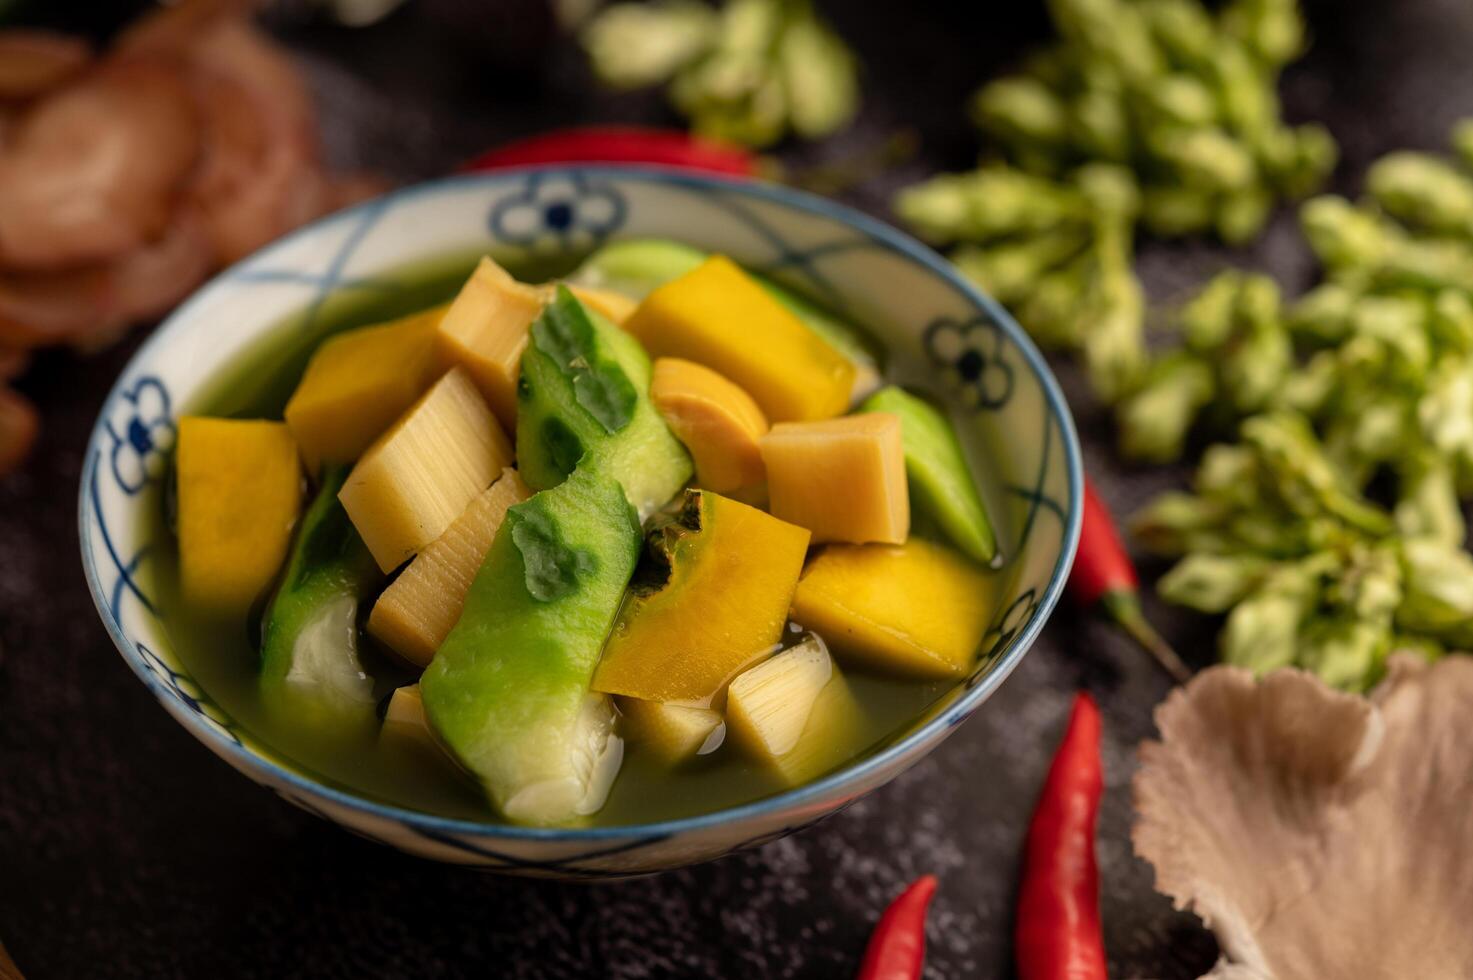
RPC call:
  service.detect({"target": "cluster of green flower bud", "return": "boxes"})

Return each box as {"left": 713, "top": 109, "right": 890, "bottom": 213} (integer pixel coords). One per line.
{"left": 1127, "top": 119, "right": 1473, "bottom": 690}
{"left": 582, "top": 0, "right": 858, "bottom": 147}
{"left": 1133, "top": 414, "right": 1472, "bottom": 690}
{"left": 974, "top": 0, "right": 1335, "bottom": 244}
{"left": 895, "top": 0, "right": 1333, "bottom": 405}
{"left": 1121, "top": 121, "right": 1473, "bottom": 484}
{"left": 896, "top": 162, "right": 1147, "bottom": 401}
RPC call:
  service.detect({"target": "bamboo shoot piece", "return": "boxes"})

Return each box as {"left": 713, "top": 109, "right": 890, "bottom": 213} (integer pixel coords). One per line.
{"left": 726, "top": 636, "right": 871, "bottom": 786}
{"left": 617, "top": 697, "right": 724, "bottom": 763}
{"left": 436, "top": 256, "right": 546, "bottom": 431}
{"left": 368, "top": 467, "right": 531, "bottom": 666}
{"left": 339, "top": 367, "right": 512, "bottom": 573}
{"left": 567, "top": 284, "right": 638, "bottom": 325}
{"left": 381, "top": 685, "right": 436, "bottom": 747}
{"left": 760, "top": 413, "right": 909, "bottom": 544}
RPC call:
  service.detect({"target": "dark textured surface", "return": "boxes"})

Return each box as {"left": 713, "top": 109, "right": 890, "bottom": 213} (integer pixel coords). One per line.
{"left": 2, "top": 1, "right": 1471, "bottom": 977}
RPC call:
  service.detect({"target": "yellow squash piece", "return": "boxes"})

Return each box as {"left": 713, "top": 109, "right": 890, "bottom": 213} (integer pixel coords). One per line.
{"left": 283, "top": 305, "right": 445, "bottom": 472}
{"left": 761, "top": 413, "right": 909, "bottom": 544}
{"left": 624, "top": 255, "right": 855, "bottom": 423}
{"left": 726, "top": 636, "right": 870, "bottom": 787}
{"left": 436, "top": 256, "right": 546, "bottom": 431}
{"left": 339, "top": 367, "right": 513, "bottom": 572}
{"left": 650, "top": 357, "right": 768, "bottom": 493}
{"left": 567, "top": 284, "right": 638, "bottom": 325}
{"left": 617, "top": 697, "right": 723, "bottom": 764}
{"left": 176, "top": 417, "right": 302, "bottom": 615}
{"left": 792, "top": 539, "right": 994, "bottom": 679}
{"left": 367, "top": 467, "right": 531, "bottom": 666}
{"left": 592, "top": 490, "right": 811, "bottom": 707}
{"left": 380, "top": 684, "right": 435, "bottom": 746}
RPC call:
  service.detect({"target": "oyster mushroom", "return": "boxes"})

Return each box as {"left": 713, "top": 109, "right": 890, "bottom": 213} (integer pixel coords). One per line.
{"left": 0, "top": 30, "right": 93, "bottom": 101}
{"left": 1133, "top": 654, "right": 1473, "bottom": 980}
{"left": 0, "top": 58, "right": 200, "bottom": 271}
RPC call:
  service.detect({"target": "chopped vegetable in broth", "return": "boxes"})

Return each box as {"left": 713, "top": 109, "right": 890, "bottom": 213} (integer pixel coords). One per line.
{"left": 154, "top": 245, "right": 1014, "bottom": 827}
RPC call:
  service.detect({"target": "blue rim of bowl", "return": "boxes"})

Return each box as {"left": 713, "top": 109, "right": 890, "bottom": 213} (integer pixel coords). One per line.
{"left": 79, "top": 165, "right": 1083, "bottom": 842}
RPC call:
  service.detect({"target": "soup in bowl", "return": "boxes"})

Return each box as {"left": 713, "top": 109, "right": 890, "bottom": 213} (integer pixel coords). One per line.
{"left": 80, "top": 167, "right": 1081, "bottom": 876}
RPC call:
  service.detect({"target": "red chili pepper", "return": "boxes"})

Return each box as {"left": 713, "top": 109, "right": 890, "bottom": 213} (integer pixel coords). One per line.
{"left": 460, "top": 126, "right": 759, "bottom": 177}
{"left": 1015, "top": 692, "right": 1107, "bottom": 980}
{"left": 855, "top": 874, "right": 937, "bottom": 980}
{"left": 1068, "top": 477, "right": 1191, "bottom": 683}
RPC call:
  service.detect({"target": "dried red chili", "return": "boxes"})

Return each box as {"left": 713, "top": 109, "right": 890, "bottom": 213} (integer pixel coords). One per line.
{"left": 1015, "top": 692, "right": 1107, "bottom": 980}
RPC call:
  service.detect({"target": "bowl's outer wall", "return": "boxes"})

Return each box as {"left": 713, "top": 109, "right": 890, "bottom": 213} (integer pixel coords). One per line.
{"left": 79, "top": 167, "right": 1082, "bottom": 876}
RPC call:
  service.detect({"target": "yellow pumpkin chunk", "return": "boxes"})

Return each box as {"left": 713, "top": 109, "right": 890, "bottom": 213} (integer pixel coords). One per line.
{"left": 624, "top": 255, "right": 855, "bottom": 422}
{"left": 283, "top": 305, "right": 445, "bottom": 472}
{"left": 339, "top": 368, "right": 512, "bottom": 572}
{"left": 176, "top": 417, "right": 302, "bottom": 615}
{"left": 381, "top": 684, "right": 435, "bottom": 744}
{"left": 792, "top": 539, "right": 994, "bottom": 679}
{"left": 367, "top": 467, "right": 531, "bottom": 666}
{"left": 435, "top": 256, "right": 546, "bottom": 431}
{"left": 727, "top": 637, "right": 870, "bottom": 786}
{"left": 592, "top": 490, "right": 811, "bottom": 706}
{"left": 567, "top": 284, "right": 638, "bottom": 325}
{"left": 650, "top": 357, "right": 768, "bottom": 493}
{"left": 761, "top": 413, "right": 909, "bottom": 544}
{"left": 617, "top": 697, "right": 723, "bottom": 764}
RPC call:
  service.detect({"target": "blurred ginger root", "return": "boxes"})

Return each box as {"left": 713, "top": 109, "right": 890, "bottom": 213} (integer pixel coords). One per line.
{"left": 0, "top": 0, "right": 390, "bottom": 477}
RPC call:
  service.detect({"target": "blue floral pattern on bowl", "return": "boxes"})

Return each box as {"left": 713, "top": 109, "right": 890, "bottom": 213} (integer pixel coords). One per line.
{"left": 489, "top": 171, "right": 626, "bottom": 253}
{"left": 106, "top": 376, "right": 175, "bottom": 495}
{"left": 79, "top": 167, "right": 1082, "bottom": 877}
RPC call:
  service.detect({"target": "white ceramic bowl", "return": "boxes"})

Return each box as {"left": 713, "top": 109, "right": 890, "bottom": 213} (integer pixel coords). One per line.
{"left": 80, "top": 167, "right": 1082, "bottom": 877}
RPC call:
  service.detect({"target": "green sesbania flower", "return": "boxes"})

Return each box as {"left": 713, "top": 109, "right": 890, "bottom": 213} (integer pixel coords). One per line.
{"left": 1128, "top": 118, "right": 1473, "bottom": 690}
{"left": 971, "top": 0, "right": 1334, "bottom": 242}
{"left": 1121, "top": 120, "right": 1473, "bottom": 475}
{"left": 1133, "top": 419, "right": 1469, "bottom": 691}
{"left": 581, "top": 0, "right": 857, "bottom": 147}
{"left": 896, "top": 162, "right": 1151, "bottom": 400}
{"left": 894, "top": 0, "right": 1333, "bottom": 405}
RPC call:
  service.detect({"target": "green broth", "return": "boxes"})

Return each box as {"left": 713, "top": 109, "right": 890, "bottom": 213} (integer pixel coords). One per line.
{"left": 152, "top": 252, "right": 1007, "bottom": 826}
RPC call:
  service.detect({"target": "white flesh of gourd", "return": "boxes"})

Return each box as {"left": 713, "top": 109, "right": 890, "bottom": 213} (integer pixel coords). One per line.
{"left": 284, "top": 594, "right": 374, "bottom": 705}
{"left": 503, "top": 694, "right": 624, "bottom": 824}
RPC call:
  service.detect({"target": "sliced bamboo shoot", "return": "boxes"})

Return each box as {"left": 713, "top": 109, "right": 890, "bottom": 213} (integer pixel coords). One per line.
{"left": 339, "top": 367, "right": 512, "bottom": 572}
{"left": 617, "top": 697, "right": 724, "bottom": 764}
{"left": 760, "top": 413, "right": 909, "bottom": 544}
{"left": 726, "top": 637, "right": 833, "bottom": 760}
{"left": 368, "top": 467, "right": 531, "bottom": 666}
{"left": 765, "top": 665, "right": 868, "bottom": 787}
{"left": 567, "top": 284, "right": 638, "bottom": 325}
{"left": 436, "top": 256, "right": 546, "bottom": 431}
{"left": 380, "top": 685, "right": 435, "bottom": 747}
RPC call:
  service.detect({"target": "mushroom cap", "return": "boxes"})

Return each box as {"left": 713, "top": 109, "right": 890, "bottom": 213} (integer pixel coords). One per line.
{"left": 1133, "top": 654, "right": 1473, "bottom": 980}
